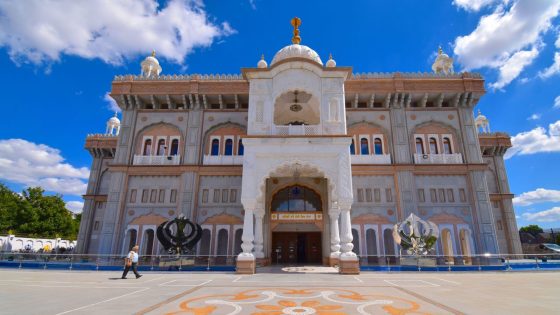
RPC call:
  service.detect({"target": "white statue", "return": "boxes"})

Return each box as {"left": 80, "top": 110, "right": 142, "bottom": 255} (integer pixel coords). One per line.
{"left": 432, "top": 47, "right": 454, "bottom": 75}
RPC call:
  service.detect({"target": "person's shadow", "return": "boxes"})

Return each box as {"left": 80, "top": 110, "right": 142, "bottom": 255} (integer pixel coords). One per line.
{"left": 108, "top": 277, "right": 123, "bottom": 280}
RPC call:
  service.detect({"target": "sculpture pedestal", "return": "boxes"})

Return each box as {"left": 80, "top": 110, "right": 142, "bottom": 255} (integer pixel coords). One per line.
{"left": 236, "top": 255, "right": 256, "bottom": 274}
{"left": 339, "top": 256, "right": 360, "bottom": 274}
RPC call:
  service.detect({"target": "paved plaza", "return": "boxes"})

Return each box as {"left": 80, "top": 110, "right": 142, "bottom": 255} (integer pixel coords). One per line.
{"left": 0, "top": 268, "right": 558, "bottom": 314}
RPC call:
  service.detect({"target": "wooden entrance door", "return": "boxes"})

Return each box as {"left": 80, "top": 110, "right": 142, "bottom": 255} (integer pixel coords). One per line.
{"left": 272, "top": 232, "right": 321, "bottom": 265}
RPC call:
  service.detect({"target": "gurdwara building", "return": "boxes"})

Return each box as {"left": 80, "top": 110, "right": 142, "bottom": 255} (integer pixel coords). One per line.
{"left": 77, "top": 18, "right": 521, "bottom": 273}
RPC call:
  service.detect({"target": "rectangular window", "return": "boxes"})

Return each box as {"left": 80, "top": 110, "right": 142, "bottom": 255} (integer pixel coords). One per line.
{"left": 158, "top": 189, "right": 165, "bottom": 203}
{"left": 492, "top": 201, "right": 499, "bottom": 208}
{"left": 142, "top": 189, "right": 149, "bottom": 203}
{"left": 497, "top": 219, "right": 503, "bottom": 230}
{"left": 357, "top": 189, "right": 364, "bottom": 202}
{"left": 438, "top": 189, "right": 446, "bottom": 202}
{"left": 170, "top": 189, "right": 177, "bottom": 203}
{"left": 130, "top": 189, "right": 137, "bottom": 203}
{"left": 222, "top": 189, "right": 229, "bottom": 203}
{"left": 93, "top": 221, "right": 100, "bottom": 231}
{"left": 374, "top": 189, "right": 381, "bottom": 202}
{"left": 150, "top": 189, "right": 157, "bottom": 203}
{"left": 202, "top": 189, "right": 209, "bottom": 204}
{"left": 230, "top": 189, "right": 237, "bottom": 203}
{"left": 418, "top": 189, "right": 425, "bottom": 203}
{"left": 365, "top": 188, "right": 372, "bottom": 202}
{"left": 385, "top": 188, "right": 393, "bottom": 202}
{"left": 459, "top": 188, "right": 467, "bottom": 202}
{"left": 430, "top": 189, "right": 437, "bottom": 203}
{"left": 213, "top": 189, "right": 220, "bottom": 203}
{"left": 447, "top": 189, "right": 454, "bottom": 202}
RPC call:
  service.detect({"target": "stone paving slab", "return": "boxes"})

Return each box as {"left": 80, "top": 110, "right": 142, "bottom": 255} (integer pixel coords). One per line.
{"left": 0, "top": 269, "right": 559, "bottom": 314}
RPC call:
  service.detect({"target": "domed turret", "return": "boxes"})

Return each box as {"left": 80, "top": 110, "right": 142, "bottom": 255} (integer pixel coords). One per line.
{"left": 270, "top": 17, "right": 323, "bottom": 66}
{"left": 257, "top": 54, "right": 268, "bottom": 68}
{"left": 141, "top": 50, "right": 162, "bottom": 77}
{"left": 475, "top": 110, "right": 490, "bottom": 133}
{"left": 106, "top": 112, "right": 121, "bottom": 136}
{"left": 432, "top": 46, "right": 454, "bottom": 75}
{"left": 326, "top": 53, "right": 336, "bottom": 68}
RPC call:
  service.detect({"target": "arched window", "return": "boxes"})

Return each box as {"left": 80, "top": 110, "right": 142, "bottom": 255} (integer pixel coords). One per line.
{"left": 216, "top": 229, "right": 228, "bottom": 256}
{"left": 366, "top": 229, "right": 378, "bottom": 256}
{"left": 143, "top": 230, "right": 154, "bottom": 256}
{"left": 238, "top": 139, "right": 244, "bottom": 156}
{"left": 383, "top": 229, "right": 395, "bottom": 256}
{"left": 415, "top": 138, "right": 424, "bottom": 154}
{"left": 271, "top": 185, "right": 322, "bottom": 212}
{"left": 157, "top": 139, "right": 166, "bottom": 156}
{"left": 352, "top": 228, "right": 360, "bottom": 256}
{"left": 211, "top": 139, "right": 220, "bottom": 156}
{"left": 224, "top": 139, "right": 233, "bottom": 156}
{"left": 234, "top": 229, "right": 243, "bottom": 255}
{"left": 360, "top": 137, "right": 369, "bottom": 155}
{"left": 199, "top": 229, "right": 211, "bottom": 256}
{"left": 126, "top": 229, "right": 137, "bottom": 253}
{"left": 143, "top": 139, "right": 152, "bottom": 155}
{"left": 170, "top": 139, "right": 179, "bottom": 156}
{"left": 443, "top": 137, "right": 452, "bottom": 154}
{"left": 429, "top": 138, "right": 438, "bottom": 154}
{"left": 441, "top": 229, "right": 454, "bottom": 262}
{"left": 374, "top": 138, "right": 383, "bottom": 155}
{"left": 350, "top": 139, "right": 355, "bottom": 155}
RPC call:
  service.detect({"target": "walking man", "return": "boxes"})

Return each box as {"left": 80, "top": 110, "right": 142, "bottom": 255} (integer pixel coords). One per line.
{"left": 122, "top": 245, "right": 142, "bottom": 279}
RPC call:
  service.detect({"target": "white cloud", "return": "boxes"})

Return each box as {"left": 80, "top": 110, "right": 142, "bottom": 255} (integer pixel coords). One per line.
{"left": 453, "top": 0, "right": 501, "bottom": 11}
{"left": 522, "top": 207, "right": 560, "bottom": 222}
{"left": 539, "top": 52, "right": 560, "bottom": 79}
{"left": 104, "top": 92, "right": 121, "bottom": 113}
{"left": 249, "top": 0, "right": 257, "bottom": 10}
{"left": 0, "top": 0, "right": 234, "bottom": 66}
{"left": 527, "top": 113, "right": 541, "bottom": 121}
{"left": 513, "top": 188, "right": 560, "bottom": 206}
{"left": 490, "top": 46, "right": 540, "bottom": 89}
{"left": 0, "top": 139, "right": 89, "bottom": 196}
{"left": 66, "top": 201, "right": 84, "bottom": 213}
{"left": 555, "top": 95, "right": 560, "bottom": 109}
{"left": 505, "top": 120, "right": 560, "bottom": 159}
{"left": 454, "top": 0, "right": 560, "bottom": 88}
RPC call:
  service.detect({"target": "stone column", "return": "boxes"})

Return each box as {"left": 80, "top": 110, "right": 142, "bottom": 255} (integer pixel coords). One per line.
{"left": 328, "top": 205, "right": 341, "bottom": 266}
{"left": 237, "top": 207, "right": 256, "bottom": 274}
{"left": 338, "top": 202, "right": 359, "bottom": 274}
{"left": 254, "top": 210, "right": 265, "bottom": 259}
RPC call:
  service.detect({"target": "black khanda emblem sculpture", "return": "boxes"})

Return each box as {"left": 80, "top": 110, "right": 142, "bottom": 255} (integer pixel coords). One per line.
{"left": 156, "top": 216, "right": 203, "bottom": 255}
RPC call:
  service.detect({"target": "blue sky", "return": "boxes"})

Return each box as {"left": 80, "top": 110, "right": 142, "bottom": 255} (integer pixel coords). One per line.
{"left": 0, "top": 0, "right": 559, "bottom": 228}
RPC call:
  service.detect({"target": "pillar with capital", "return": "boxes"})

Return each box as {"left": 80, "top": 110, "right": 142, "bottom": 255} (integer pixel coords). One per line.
{"left": 328, "top": 202, "right": 341, "bottom": 266}
{"left": 254, "top": 209, "right": 265, "bottom": 259}
{"left": 236, "top": 207, "right": 256, "bottom": 274}
{"left": 338, "top": 200, "right": 359, "bottom": 274}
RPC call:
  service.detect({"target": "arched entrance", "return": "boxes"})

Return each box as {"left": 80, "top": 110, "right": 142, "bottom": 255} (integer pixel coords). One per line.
{"left": 441, "top": 229, "right": 454, "bottom": 264}
{"left": 270, "top": 184, "right": 324, "bottom": 265}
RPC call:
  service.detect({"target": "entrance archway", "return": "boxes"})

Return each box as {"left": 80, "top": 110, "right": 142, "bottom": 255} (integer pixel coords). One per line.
{"left": 441, "top": 229, "right": 454, "bottom": 264}
{"left": 270, "top": 184, "right": 324, "bottom": 265}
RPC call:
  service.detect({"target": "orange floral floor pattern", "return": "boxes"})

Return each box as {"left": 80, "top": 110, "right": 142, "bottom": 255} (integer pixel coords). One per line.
{"left": 164, "top": 288, "right": 434, "bottom": 315}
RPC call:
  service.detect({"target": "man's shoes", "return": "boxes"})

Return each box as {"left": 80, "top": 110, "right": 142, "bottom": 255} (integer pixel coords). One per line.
{"left": 136, "top": 275, "right": 142, "bottom": 279}
{"left": 121, "top": 277, "right": 126, "bottom": 279}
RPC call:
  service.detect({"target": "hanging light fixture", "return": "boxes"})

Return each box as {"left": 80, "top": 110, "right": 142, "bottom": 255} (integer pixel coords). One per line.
{"left": 289, "top": 90, "right": 303, "bottom": 112}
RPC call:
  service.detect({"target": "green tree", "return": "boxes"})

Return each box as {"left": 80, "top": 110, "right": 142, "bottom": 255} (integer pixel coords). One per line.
{"left": 520, "top": 225, "right": 543, "bottom": 236}
{"left": 0, "top": 183, "right": 22, "bottom": 233}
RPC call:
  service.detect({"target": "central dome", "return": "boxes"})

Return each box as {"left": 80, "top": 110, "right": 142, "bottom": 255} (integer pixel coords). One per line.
{"left": 271, "top": 44, "right": 323, "bottom": 66}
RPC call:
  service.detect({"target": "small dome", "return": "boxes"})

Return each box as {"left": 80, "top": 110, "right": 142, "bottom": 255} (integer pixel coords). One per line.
{"left": 475, "top": 110, "right": 488, "bottom": 123}
{"left": 141, "top": 50, "right": 162, "bottom": 77}
{"left": 326, "top": 53, "right": 336, "bottom": 68}
{"left": 108, "top": 113, "right": 120, "bottom": 126}
{"left": 271, "top": 44, "right": 323, "bottom": 66}
{"left": 257, "top": 54, "right": 268, "bottom": 68}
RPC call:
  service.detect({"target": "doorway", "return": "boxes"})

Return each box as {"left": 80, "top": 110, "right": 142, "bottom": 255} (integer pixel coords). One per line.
{"left": 272, "top": 232, "right": 321, "bottom": 265}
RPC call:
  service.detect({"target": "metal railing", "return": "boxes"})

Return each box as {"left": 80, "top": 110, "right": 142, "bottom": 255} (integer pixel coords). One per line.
{"left": 202, "top": 155, "right": 243, "bottom": 165}
{"left": 413, "top": 153, "right": 463, "bottom": 164}
{"left": 0, "top": 253, "right": 237, "bottom": 271}
{"left": 133, "top": 155, "right": 181, "bottom": 165}
{"left": 351, "top": 154, "right": 391, "bottom": 164}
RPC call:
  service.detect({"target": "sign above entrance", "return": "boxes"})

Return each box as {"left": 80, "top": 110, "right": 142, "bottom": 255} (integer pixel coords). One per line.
{"left": 271, "top": 212, "right": 323, "bottom": 221}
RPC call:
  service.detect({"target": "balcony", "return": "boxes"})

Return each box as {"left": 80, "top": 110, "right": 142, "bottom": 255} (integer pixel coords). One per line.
{"left": 413, "top": 153, "right": 463, "bottom": 164}
{"left": 273, "top": 125, "right": 320, "bottom": 136}
{"left": 203, "top": 155, "right": 243, "bottom": 165}
{"left": 133, "top": 155, "right": 180, "bottom": 165}
{"left": 351, "top": 154, "right": 392, "bottom": 164}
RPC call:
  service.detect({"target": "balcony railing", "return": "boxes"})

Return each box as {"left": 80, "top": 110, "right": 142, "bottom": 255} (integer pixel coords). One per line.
{"left": 413, "top": 153, "right": 463, "bottom": 164}
{"left": 203, "top": 155, "right": 243, "bottom": 165}
{"left": 351, "top": 154, "right": 392, "bottom": 164}
{"left": 133, "top": 155, "right": 181, "bottom": 165}
{"left": 273, "top": 125, "right": 320, "bottom": 136}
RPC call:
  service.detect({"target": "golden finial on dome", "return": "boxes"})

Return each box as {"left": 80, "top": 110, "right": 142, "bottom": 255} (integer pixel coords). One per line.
{"left": 438, "top": 46, "right": 442, "bottom": 55}
{"left": 261, "top": 54, "right": 265, "bottom": 60}
{"left": 329, "top": 53, "right": 333, "bottom": 60}
{"left": 291, "top": 17, "right": 301, "bottom": 44}
{"left": 151, "top": 50, "right": 156, "bottom": 57}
